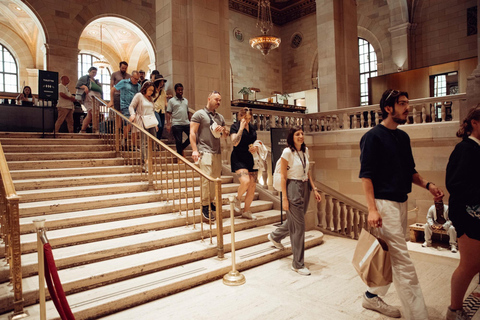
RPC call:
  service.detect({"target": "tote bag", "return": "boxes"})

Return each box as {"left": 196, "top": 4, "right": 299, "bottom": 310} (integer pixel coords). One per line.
{"left": 142, "top": 114, "right": 159, "bottom": 129}
{"left": 352, "top": 228, "right": 392, "bottom": 287}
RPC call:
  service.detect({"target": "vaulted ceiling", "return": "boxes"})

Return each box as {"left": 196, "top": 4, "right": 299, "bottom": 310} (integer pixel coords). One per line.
{"left": 229, "top": 0, "right": 316, "bottom": 25}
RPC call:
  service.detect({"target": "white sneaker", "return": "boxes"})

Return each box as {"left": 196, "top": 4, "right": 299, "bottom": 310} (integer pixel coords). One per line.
{"left": 422, "top": 241, "right": 432, "bottom": 247}
{"left": 291, "top": 265, "right": 311, "bottom": 276}
{"left": 267, "top": 234, "right": 284, "bottom": 250}
{"left": 446, "top": 307, "right": 470, "bottom": 320}
{"left": 451, "top": 245, "right": 458, "bottom": 253}
{"left": 234, "top": 196, "right": 242, "bottom": 214}
{"left": 241, "top": 210, "right": 257, "bottom": 220}
{"left": 362, "top": 294, "right": 401, "bottom": 318}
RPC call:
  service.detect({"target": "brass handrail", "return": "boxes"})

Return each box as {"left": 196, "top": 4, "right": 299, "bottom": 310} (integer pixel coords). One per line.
{"left": 91, "top": 96, "right": 225, "bottom": 258}
{"left": 0, "top": 141, "right": 26, "bottom": 318}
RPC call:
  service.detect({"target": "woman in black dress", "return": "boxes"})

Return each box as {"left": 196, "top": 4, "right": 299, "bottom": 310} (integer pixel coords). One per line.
{"left": 445, "top": 105, "right": 480, "bottom": 320}
{"left": 230, "top": 108, "right": 258, "bottom": 220}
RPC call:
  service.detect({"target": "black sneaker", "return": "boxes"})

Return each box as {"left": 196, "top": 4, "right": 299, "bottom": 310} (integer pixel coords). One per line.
{"left": 210, "top": 202, "right": 216, "bottom": 212}
{"left": 202, "top": 205, "right": 215, "bottom": 221}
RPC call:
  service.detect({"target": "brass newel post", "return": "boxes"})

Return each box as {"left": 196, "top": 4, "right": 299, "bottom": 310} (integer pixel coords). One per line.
{"left": 214, "top": 179, "right": 224, "bottom": 258}
{"left": 32, "top": 219, "right": 46, "bottom": 320}
{"left": 223, "top": 195, "right": 245, "bottom": 286}
{"left": 7, "top": 197, "right": 27, "bottom": 319}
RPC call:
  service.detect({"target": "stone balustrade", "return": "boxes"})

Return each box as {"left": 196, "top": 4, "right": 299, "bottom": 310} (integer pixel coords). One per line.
{"left": 231, "top": 93, "right": 466, "bottom": 133}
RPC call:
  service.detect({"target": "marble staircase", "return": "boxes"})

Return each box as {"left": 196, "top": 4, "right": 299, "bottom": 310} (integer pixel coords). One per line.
{"left": 0, "top": 132, "right": 324, "bottom": 319}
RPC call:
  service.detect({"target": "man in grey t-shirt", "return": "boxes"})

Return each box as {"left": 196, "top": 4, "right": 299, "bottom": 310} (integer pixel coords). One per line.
{"left": 190, "top": 91, "right": 227, "bottom": 221}
{"left": 166, "top": 83, "right": 191, "bottom": 156}
{"left": 110, "top": 61, "right": 130, "bottom": 111}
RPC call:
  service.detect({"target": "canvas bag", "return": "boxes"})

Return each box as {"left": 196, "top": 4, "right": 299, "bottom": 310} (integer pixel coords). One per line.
{"left": 142, "top": 114, "right": 159, "bottom": 129}
{"left": 352, "top": 228, "right": 392, "bottom": 287}
{"left": 273, "top": 158, "right": 283, "bottom": 192}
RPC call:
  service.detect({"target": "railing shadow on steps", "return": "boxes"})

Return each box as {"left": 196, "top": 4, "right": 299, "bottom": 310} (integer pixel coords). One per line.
{"left": 90, "top": 96, "right": 225, "bottom": 258}
{"left": 0, "top": 141, "right": 27, "bottom": 318}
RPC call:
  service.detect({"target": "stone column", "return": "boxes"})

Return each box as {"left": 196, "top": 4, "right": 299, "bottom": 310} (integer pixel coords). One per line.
{"left": 316, "top": 0, "right": 360, "bottom": 111}
{"left": 155, "top": 0, "right": 231, "bottom": 117}
{"left": 388, "top": 22, "right": 411, "bottom": 71}
{"left": 464, "top": 0, "right": 480, "bottom": 119}
{"left": 45, "top": 44, "right": 80, "bottom": 88}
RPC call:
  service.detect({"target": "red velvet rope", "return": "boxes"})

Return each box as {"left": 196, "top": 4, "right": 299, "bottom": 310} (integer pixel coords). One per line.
{"left": 43, "top": 243, "right": 76, "bottom": 320}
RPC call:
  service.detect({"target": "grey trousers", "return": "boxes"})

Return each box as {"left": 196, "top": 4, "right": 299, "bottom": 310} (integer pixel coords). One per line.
{"left": 270, "top": 179, "right": 310, "bottom": 269}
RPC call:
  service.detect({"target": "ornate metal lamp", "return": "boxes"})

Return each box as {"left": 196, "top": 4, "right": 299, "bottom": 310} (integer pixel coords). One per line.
{"left": 249, "top": 0, "right": 281, "bottom": 56}
{"left": 93, "top": 24, "right": 109, "bottom": 69}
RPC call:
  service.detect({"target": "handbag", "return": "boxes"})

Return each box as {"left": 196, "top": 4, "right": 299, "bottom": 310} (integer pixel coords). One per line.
{"left": 75, "top": 88, "right": 85, "bottom": 101}
{"left": 142, "top": 114, "right": 159, "bottom": 129}
{"left": 352, "top": 228, "right": 392, "bottom": 287}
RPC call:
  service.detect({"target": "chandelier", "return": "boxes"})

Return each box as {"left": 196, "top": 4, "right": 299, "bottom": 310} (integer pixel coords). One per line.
{"left": 249, "top": 0, "right": 281, "bottom": 56}
{"left": 93, "top": 24, "right": 110, "bottom": 69}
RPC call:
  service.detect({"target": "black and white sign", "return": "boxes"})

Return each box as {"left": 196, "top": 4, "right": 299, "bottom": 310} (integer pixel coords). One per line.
{"left": 270, "top": 128, "right": 289, "bottom": 171}
{"left": 38, "top": 70, "right": 58, "bottom": 100}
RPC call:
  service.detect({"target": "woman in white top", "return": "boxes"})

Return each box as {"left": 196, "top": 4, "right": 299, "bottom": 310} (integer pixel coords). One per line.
{"left": 129, "top": 81, "right": 158, "bottom": 171}
{"left": 268, "top": 125, "right": 321, "bottom": 276}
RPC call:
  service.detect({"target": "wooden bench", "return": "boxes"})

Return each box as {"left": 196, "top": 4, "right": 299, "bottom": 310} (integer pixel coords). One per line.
{"left": 409, "top": 223, "right": 448, "bottom": 243}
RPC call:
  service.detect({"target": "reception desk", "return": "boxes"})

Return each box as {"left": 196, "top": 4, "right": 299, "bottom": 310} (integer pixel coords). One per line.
{"left": 0, "top": 103, "right": 56, "bottom": 132}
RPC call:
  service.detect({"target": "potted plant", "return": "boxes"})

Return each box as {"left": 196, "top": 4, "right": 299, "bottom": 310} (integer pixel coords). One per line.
{"left": 279, "top": 93, "right": 290, "bottom": 105}
{"left": 238, "top": 87, "right": 252, "bottom": 100}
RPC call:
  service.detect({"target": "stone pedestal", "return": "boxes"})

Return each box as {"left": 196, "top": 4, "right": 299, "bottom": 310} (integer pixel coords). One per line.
{"left": 316, "top": 0, "right": 360, "bottom": 111}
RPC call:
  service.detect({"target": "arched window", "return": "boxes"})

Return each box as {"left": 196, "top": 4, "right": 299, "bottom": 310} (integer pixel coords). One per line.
{"left": 0, "top": 44, "right": 18, "bottom": 93}
{"left": 78, "top": 53, "right": 111, "bottom": 99}
{"left": 358, "top": 38, "right": 377, "bottom": 105}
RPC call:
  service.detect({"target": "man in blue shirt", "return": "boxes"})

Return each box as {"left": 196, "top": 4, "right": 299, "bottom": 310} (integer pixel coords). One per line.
{"left": 108, "top": 71, "right": 141, "bottom": 143}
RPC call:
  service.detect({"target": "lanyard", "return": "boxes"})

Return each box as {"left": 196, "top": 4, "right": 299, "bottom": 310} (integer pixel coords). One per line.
{"left": 296, "top": 150, "right": 306, "bottom": 175}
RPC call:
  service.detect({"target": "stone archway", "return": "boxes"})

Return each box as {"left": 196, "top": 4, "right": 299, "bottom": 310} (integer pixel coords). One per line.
{"left": 78, "top": 16, "right": 156, "bottom": 74}
{"left": 386, "top": 0, "right": 409, "bottom": 26}
{"left": 0, "top": 0, "right": 48, "bottom": 90}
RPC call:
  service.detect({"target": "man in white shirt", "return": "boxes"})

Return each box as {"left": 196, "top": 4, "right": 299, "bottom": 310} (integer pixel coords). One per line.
{"left": 55, "top": 75, "right": 76, "bottom": 133}
{"left": 422, "top": 201, "right": 457, "bottom": 252}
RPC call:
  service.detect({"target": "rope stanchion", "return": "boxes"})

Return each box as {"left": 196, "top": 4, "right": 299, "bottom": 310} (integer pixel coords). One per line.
{"left": 43, "top": 243, "right": 75, "bottom": 320}
{"left": 223, "top": 195, "right": 245, "bottom": 286}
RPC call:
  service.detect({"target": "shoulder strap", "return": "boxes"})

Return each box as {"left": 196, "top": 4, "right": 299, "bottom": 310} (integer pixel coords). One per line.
{"left": 203, "top": 109, "right": 214, "bottom": 125}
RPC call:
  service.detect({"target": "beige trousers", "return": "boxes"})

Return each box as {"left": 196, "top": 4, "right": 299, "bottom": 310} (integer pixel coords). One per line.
{"left": 199, "top": 153, "right": 222, "bottom": 206}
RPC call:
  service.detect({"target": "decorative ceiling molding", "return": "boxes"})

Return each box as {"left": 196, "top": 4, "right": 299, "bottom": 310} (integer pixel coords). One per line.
{"left": 229, "top": 0, "right": 316, "bottom": 26}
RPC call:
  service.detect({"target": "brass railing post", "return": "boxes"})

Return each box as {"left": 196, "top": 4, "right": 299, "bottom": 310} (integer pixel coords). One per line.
{"left": 115, "top": 113, "right": 120, "bottom": 155}
{"left": 92, "top": 97, "right": 99, "bottom": 133}
{"left": 223, "top": 195, "right": 245, "bottom": 286}
{"left": 33, "top": 219, "right": 46, "bottom": 320}
{"left": 214, "top": 179, "right": 224, "bottom": 259}
{"left": 147, "top": 137, "right": 153, "bottom": 189}
{"left": 7, "top": 196, "right": 27, "bottom": 319}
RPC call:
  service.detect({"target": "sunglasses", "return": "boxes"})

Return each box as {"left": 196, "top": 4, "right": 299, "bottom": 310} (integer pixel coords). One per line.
{"left": 385, "top": 89, "right": 399, "bottom": 101}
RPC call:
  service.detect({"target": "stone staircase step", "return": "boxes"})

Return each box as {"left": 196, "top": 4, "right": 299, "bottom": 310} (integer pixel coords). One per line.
{"left": 5, "top": 151, "right": 117, "bottom": 161}
{"left": 18, "top": 198, "right": 271, "bottom": 235}
{"left": 9, "top": 166, "right": 134, "bottom": 180}
{"left": 13, "top": 172, "right": 233, "bottom": 191}
{"left": 20, "top": 230, "right": 323, "bottom": 319}
{"left": 5, "top": 208, "right": 277, "bottom": 282}
{"left": 16, "top": 196, "right": 268, "bottom": 254}
{"left": 6, "top": 158, "right": 125, "bottom": 170}
{"left": 13, "top": 173, "right": 143, "bottom": 190}
{"left": 16, "top": 181, "right": 239, "bottom": 203}
{"left": 0, "top": 138, "right": 105, "bottom": 145}
{"left": 2, "top": 224, "right": 281, "bottom": 312}
{"left": 0, "top": 132, "right": 100, "bottom": 139}
{"left": 2, "top": 145, "right": 112, "bottom": 153}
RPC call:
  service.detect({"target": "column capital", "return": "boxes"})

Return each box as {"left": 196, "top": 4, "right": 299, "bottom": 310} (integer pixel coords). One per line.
{"left": 388, "top": 22, "right": 411, "bottom": 37}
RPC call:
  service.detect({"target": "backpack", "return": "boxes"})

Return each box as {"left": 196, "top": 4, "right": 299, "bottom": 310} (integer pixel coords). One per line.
{"left": 273, "top": 158, "right": 283, "bottom": 192}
